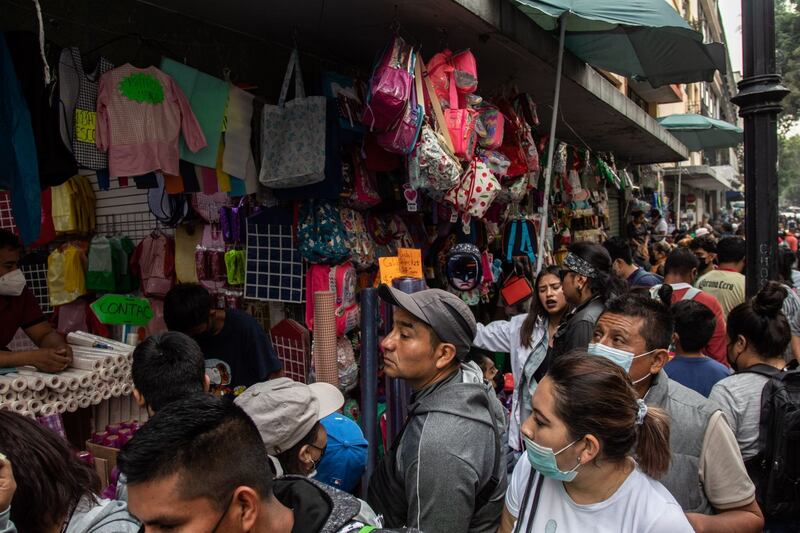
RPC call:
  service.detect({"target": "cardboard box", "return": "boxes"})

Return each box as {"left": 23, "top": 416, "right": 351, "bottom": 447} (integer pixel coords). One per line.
{"left": 85, "top": 440, "right": 120, "bottom": 485}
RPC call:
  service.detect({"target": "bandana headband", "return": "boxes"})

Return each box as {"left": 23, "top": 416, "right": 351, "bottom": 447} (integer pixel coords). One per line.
{"left": 563, "top": 252, "right": 599, "bottom": 279}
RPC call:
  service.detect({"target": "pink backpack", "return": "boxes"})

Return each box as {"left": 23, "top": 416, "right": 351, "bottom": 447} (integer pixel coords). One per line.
{"left": 445, "top": 71, "right": 479, "bottom": 161}
{"left": 305, "top": 262, "right": 360, "bottom": 336}
{"left": 131, "top": 232, "right": 175, "bottom": 298}
{"left": 361, "top": 37, "right": 413, "bottom": 132}
{"left": 376, "top": 50, "right": 423, "bottom": 155}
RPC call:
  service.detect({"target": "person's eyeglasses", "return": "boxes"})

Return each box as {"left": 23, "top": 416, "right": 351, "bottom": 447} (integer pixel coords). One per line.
{"left": 308, "top": 442, "right": 327, "bottom": 459}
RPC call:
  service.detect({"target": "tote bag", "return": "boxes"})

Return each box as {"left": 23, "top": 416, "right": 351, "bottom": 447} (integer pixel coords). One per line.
{"left": 259, "top": 50, "right": 327, "bottom": 188}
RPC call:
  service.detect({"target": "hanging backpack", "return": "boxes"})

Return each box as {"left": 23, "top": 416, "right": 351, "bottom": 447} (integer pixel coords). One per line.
{"left": 502, "top": 218, "right": 537, "bottom": 265}
{"left": 297, "top": 200, "right": 351, "bottom": 265}
{"left": 305, "top": 262, "right": 360, "bottom": 337}
{"left": 340, "top": 207, "right": 377, "bottom": 271}
{"left": 376, "top": 49, "right": 423, "bottom": 154}
{"left": 130, "top": 232, "right": 175, "bottom": 298}
{"left": 740, "top": 363, "right": 800, "bottom": 521}
{"left": 361, "top": 36, "right": 414, "bottom": 132}
{"left": 343, "top": 149, "right": 381, "bottom": 209}
{"left": 86, "top": 235, "right": 115, "bottom": 293}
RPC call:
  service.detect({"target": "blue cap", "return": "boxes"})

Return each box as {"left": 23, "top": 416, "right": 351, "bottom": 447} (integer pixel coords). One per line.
{"left": 316, "top": 413, "right": 368, "bottom": 494}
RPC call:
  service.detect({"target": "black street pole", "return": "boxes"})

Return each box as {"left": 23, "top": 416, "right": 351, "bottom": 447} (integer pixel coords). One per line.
{"left": 731, "top": 0, "right": 789, "bottom": 297}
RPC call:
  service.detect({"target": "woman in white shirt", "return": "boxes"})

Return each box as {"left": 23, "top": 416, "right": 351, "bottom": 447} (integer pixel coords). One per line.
{"left": 498, "top": 353, "right": 693, "bottom": 533}
{"left": 473, "top": 266, "right": 566, "bottom": 454}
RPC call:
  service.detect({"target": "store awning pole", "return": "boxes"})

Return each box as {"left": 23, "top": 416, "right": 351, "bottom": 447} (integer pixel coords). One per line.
{"left": 536, "top": 15, "right": 567, "bottom": 272}
{"left": 676, "top": 167, "right": 682, "bottom": 231}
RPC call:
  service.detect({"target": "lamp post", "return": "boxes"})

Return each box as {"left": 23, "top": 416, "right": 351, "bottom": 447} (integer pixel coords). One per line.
{"left": 731, "top": 0, "right": 789, "bottom": 297}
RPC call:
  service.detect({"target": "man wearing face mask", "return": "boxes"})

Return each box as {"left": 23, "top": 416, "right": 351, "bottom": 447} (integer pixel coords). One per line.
{"left": 367, "top": 286, "right": 507, "bottom": 533}
{"left": 589, "top": 293, "right": 764, "bottom": 533}
{"left": 0, "top": 230, "right": 72, "bottom": 372}
{"left": 163, "top": 283, "right": 282, "bottom": 395}
{"left": 689, "top": 234, "right": 718, "bottom": 279}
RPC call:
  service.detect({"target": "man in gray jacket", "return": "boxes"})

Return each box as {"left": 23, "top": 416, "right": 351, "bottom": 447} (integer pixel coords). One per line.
{"left": 368, "top": 286, "right": 507, "bottom": 533}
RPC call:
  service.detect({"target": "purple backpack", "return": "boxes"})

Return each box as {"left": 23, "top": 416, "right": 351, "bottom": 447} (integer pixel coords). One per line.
{"left": 361, "top": 36, "right": 413, "bottom": 133}
{"left": 377, "top": 49, "right": 423, "bottom": 155}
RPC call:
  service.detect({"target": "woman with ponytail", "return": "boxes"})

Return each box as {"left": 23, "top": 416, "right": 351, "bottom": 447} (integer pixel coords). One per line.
{"left": 474, "top": 266, "right": 567, "bottom": 456}
{"left": 498, "top": 353, "right": 692, "bottom": 533}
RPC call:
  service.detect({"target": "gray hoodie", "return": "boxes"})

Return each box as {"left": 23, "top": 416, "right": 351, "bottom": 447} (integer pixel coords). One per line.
{"left": 368, "top": 361, "right": 507, "bottom": 533}
{"left": 0, "top": 496, "right": 139, "bottom": 533}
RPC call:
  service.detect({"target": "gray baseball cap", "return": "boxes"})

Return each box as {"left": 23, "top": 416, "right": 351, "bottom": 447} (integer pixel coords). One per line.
{"left": 378, "top": 285, "right": 477, "bottom": 359}
{"left": 235, "top": 377, "right": 344, "bottom": 455}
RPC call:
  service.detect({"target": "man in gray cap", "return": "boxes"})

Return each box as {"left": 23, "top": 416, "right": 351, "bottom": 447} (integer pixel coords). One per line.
{"left": 367, "top": 286, "right": 507, "bottom": 533}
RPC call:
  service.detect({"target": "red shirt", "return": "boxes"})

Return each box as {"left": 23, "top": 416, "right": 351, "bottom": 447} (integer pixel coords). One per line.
{"left": 786, "top": 234, "right": 798, "bottom": 253}
{"left": 668, "top": 283, "right": 729, "bottom": 367}
{"left": 0, "top": 287, "right": 45, "bottom": 350}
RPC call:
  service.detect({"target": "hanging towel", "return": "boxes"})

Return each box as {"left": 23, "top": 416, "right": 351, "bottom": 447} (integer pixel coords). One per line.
{"left": 160, "top": 58, "right": 229, "bottom": 168}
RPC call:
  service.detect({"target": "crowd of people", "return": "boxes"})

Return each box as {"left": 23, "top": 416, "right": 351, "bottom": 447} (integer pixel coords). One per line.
{"left": 0, "top": 213, "right": 799, "bottom": 532}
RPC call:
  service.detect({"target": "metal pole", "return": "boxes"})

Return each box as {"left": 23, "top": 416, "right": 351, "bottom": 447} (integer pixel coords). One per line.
{"left": 731, "top": 0, "right": 789, "bottom": 296}
{"left": 676, "top": 167, "right": 682, "bottom": 231}
{"left": 359, "top": 288, "right": 378, "bottom": 495}
{"left": 536, "top": 16, "right": 567, "bottom": 273}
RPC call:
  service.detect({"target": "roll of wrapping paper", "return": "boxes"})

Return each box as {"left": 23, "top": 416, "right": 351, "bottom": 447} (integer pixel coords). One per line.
{"left": 27, "top": 399, "right": 42, "bottom": 413}
{"left": 122, "top": 383, "right": 133, "bottom": 395}
{"left": 60, "top": 370, "right": 92, "bottom": 388}
{"left": 54, "top": 401, "right": 67, "bottom": 414}
{"left": 17, "top": 389, "right": 32, "bottom": 402}
{"left": 34, "top": 389, "right": 47, "bottom": 400}
{"left": 0, "top": 377, "right": 10, "bottom": 395}
{"left": 61, "top": 375, "right": 80, "bottom": 391}
{"left": 70, "top": 356, "right": 104, "bottom": 371}
{"left": 39, "top": 403, "right": 56, "bottom": 417}
{"left": 101, "top": 388, "right": 112, "bottom": 400}
{"left": 66, "top": 398, "right": 79, "bottom": 412}
{"left": 5, "top": 374, "right": 27, "bottom": 392}
{"left": 78, "top": 396, "right": 91, "bottom": 409}
{"left": 312, "top": 291, "right": 340, "bottom": 388}
{"left": 10, "top": 400, "right": 26, "bottom": 413}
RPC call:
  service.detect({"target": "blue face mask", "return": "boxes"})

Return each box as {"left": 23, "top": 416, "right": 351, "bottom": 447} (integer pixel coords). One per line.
{"left": 523, "top": 436, "right": 581, "bottom": 482}
{"left": 587, "top": 342, "right": 655, "bottom": 373}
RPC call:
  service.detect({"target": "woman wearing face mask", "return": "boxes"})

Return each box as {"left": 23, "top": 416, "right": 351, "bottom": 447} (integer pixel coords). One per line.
{"left": 235, "top": 377, "right": 344, "bottom": 477}
{"left": 497, "top": 353, "right": 692, "bottom": 533}
{"left": 0, "top": 229, "right": 73, "bottom": 373}
{"left": 708, "top": 282, "right": 798, "bottom": 530}
{"left": 474, "top": 266, "right": 567, "bottom": 457}
{"left": 550, "top": 242, "right": 626, "bottom": 361}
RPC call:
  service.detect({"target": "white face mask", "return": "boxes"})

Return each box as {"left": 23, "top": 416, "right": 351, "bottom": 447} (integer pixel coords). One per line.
{"left": 587, "top": 342, "right": 656, "bottom": 384}
{"left": 0, "top": 269, "right": 27, "bottom": 296}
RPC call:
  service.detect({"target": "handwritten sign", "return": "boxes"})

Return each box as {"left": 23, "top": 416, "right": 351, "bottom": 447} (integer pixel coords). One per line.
{"left": 118, "top": 72, "right": 165, "bottom": 104}
{"left": 91, "top": 294, "right": 154, "bottom": 326}
{"left": 75, "top": 109, "right": 97, "bottom": 144}
{"left": 379, "top": 248, "right": 424, "bottom": 285}
{"left": 397, "top": 248, "right": 423, "bottom": 279}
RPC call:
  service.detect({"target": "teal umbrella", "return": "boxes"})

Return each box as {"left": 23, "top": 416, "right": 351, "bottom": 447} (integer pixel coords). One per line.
{"left": 510, "top": 0, "right": 726, "bottom": 271}
{"left": 657, "top": 113, "right": 743, "bottom": 151}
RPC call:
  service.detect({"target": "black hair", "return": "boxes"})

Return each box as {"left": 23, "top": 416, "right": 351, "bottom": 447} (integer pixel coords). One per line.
{"left": 778, "top": 248, "right": 796, "bottom": 288}
{"left": 0, "top": 229, "right": 22, "bottom": 251}
{"left": 603, "top": 236, "right": 634, "bottom": 265}
{"left": 671, "top": 300, "right": 716, "bottom": 353}
{"left": 519, "top": 266, "right": 562, "bottom": 348}
{"left": 728, "top": 281, "right": 791, "bottom": 359}
{"left": 689, "top": 235, "right": 717, "bottom": 254}
{"left": 722, "top": 222, "right": 734, "bottom": 233}
{"left": 548, "top": 353, "right": 671, "bottom": 478}
{"left": 163, "top": 283, "right": 213, "bottom": 333}
{"left": 275, "top": 421, "right": 322, "bottom": 475}
{"left": 568, "top": 241, "right": 627, "bottom": 302}
{"left": 716, "top": 237, "right": 746, "bottom": 265}
{"left": 132, "top": 332, "right": 207, "bottom": 412}
{"left": 664, "top": 247, "right": 699, "bottom": 277}
{"left": 0, "top": 411, "right": 100, "bottom": 533}
{"left": 603, "top": 293, "right": 674, "bottom": 351}
{"left": 118, "top": 394, "right": 273, "bottom": 509}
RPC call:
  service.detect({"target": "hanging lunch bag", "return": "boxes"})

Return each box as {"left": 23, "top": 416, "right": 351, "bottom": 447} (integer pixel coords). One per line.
{"left": 297, "top": 200, "right": 351, "bottom": 264}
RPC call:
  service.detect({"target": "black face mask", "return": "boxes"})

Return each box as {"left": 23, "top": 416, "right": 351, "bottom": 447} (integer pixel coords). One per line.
{"left": 698, "top": 260, "right": 709, "bottom": 271}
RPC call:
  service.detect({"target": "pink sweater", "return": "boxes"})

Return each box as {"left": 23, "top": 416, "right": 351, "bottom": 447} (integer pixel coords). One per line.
{"left": 96, "top": 64, "right": 206, "bottom": 178}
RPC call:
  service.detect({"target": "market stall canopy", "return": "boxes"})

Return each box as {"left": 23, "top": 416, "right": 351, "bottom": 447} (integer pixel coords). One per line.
{"left": 657, "top": 113, "right": 744, "bottom": 151}
{"left": 69, "top": 0, "right": 686, "bottom": 164}
{"left": 512, "top": 0, "right": 727, "bottom": 88}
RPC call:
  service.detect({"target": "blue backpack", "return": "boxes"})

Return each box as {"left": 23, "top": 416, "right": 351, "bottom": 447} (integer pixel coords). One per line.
{"left": 298, "top": 200, "right": 351, "bottom": 265}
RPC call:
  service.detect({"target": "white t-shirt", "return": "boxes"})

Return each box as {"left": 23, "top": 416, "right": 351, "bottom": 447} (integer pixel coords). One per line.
{"left": 506, "top": 455, "right": 693, "bottom": 533}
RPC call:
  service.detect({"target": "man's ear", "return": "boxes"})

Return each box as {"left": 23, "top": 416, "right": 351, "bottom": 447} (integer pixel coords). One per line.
{"left": 132, "top": 388, "right": 146, "bottom": 408}
{"left": 649, "top": 348, "right": 669, "bottom": 375}
{"left": 203, "top": 374, "right": 211, "bottom": 393}
{"left": 232, "top": 486, "right": 260, "bottom": 531}
{"left": 434, "top": 343, "right": 458, "bottom": 370}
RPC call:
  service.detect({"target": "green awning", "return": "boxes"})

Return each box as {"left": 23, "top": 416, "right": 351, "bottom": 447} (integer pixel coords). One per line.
{"left": 512, "top": 0, "right": 727, "bottom": 87}
{"left": 657, "top": 113, "right": 743, "bottom": 151}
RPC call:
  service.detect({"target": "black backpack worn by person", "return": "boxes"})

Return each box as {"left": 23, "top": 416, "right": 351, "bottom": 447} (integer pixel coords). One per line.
{"left": 741, "top": 361, "right": 800, "bottom": 521}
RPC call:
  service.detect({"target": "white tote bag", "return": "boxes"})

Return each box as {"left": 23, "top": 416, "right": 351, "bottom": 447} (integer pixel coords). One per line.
{"left": 259, "top": 50, "right": 327, "bottom": 188}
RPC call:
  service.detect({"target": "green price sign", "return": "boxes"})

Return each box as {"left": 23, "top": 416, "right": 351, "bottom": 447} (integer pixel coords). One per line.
{"left": 91, "top": 294, "right": 154, "bottom": 326}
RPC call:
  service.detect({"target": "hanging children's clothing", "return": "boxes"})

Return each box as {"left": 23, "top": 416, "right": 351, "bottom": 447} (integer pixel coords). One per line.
{"left": 96, "top": 64, "right": 207, "bottom": 179}
{"left": 58, "top": 47, "right": 114, "bottom": 169}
